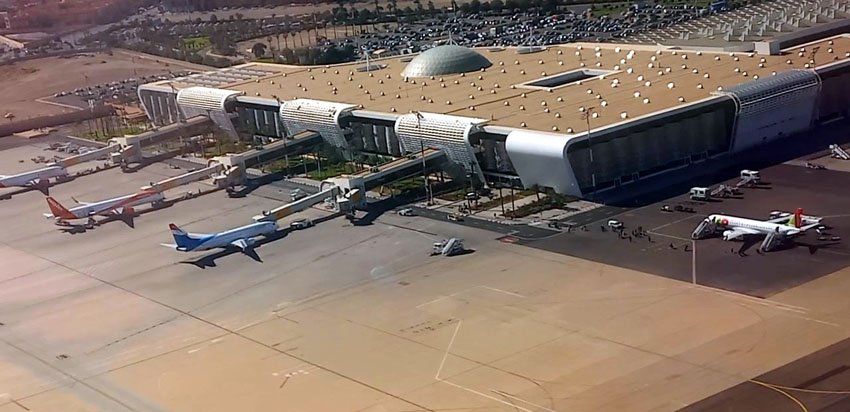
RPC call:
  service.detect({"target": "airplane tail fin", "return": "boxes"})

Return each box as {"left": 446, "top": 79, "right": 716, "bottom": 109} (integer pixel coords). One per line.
{"left": 789, "top": 207, "right": 803, "bottom": 228}
{"left": 168, "top": 223, "right": 200, "bottom": 251}
{"left": 46, "top": 197, "right": 75, "bottom": 219}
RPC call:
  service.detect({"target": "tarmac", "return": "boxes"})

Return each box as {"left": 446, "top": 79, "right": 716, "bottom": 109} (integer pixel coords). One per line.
{"left": 679, "top": 335, "right": 850, "bottom": 412}
{"left": 523, "top": 162, "right": 850, "bottom": 298}
{"left": 4, "top": 138, "right": 850, "bottom": 412}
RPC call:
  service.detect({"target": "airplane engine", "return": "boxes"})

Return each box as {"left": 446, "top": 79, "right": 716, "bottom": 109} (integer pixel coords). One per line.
{"left": 722, "top": 230, "right": 734, "bottom": 241}
{"left": 244, "top": 238, "right": 257, "bottom": 247}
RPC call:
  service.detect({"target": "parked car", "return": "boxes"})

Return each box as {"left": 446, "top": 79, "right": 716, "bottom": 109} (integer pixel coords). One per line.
{"left": 290, "top": 218, "right": 313, "bottom": 229}
{"left": 607, "top": 219, "right": 624, "bottom": 229}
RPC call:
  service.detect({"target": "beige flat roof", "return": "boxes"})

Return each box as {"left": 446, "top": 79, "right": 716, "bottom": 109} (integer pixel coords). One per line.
{"left": 160, "top": 35, "right": 850, "bottom": 133}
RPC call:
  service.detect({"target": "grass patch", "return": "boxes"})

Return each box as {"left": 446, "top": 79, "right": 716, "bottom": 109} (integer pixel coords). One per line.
{"left": 81, "top": 124, "right": 148, "bottom": 142}
{"left": 306, "top": 161, "right": 352, "bottom": 180}
{"left": 181, "top": 36, "right": 211, "bottom": 50}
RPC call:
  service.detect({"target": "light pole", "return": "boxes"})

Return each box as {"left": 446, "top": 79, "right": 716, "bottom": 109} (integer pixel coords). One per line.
{"left": 581, "top": 106, "right": 597, "bottom": 196}
{"left": 412, "top": 111, "right": 431, "bottom": 204}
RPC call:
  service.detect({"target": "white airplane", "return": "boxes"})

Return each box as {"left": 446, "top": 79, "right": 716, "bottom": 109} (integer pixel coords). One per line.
{"left": 0, "top": 166, "right": 68, "bottom": 194}
{"left": 161, "top": 221, "right": 278, "bottom": 262}
{"left": 692, "top": 208, "right": 821, "bottom": 252}
{"left": 44, "top": 188, "right": 164, "bottom": 226}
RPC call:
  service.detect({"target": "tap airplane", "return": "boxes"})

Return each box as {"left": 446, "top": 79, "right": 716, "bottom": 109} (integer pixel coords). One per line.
{"left": 44, "top": 188, "right": 164, "bottom": 226}
{"left": 0, "top": 166, "right": 68, "bottom": 194}
{"left": 161, "top": 221, "right": 278, "bottom": 262}
{"left": 692, "top": 208, "right": 821, "bottom": 252}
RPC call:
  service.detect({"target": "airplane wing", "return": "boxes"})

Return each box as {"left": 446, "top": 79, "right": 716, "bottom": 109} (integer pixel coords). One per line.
{"left": 788, "top": 223, "right": 821, "bottom": 235}
{"left": 724, "top": 227, "right": 762, "bottom": 240}
{"left": 230, "top": 239, "right": 263, "bottom": 262}
{"left": 160, "top": 243, "right": 179, "bottom": 249}
{"left": 230, "top": 239, "right": 249, "bottom": 250}
{"left": 766, "top": 216, "right": 790, "bottom": 224}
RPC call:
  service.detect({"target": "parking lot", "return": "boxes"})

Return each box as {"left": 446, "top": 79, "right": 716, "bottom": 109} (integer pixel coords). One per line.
{"left": 524, "top": 162, "right": 850, "bottom": 298}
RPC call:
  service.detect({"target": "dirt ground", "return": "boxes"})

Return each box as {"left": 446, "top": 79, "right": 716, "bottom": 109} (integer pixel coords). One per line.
{"left": 0, "top": 50, "right": 201, "bottom": 120}
{"left": 160, "top": 0, "right": 456, "bottom": 22}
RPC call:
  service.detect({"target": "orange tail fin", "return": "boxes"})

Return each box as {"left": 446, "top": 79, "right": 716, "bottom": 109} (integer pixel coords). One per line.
{"left": 46, "top": 197, "right": 75, "bottom": 219}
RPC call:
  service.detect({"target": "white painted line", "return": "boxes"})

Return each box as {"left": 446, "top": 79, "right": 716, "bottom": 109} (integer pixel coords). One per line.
{"left": 187, "top": 348, "right": 202, "bottom": 354}
{"left": 479, "top": 286, "right": 526, "bottom": 298}
{"left": 439, "top": 379, "right": 534, "bottom": 412}
{"left": 435, "top": 320, "right": 462, "bottom": 380}
{"left": 416, "top": 295, "right": 451, "bottom": 309}
{"left": 492, "top": 389, "right": 558, "bottom": 412}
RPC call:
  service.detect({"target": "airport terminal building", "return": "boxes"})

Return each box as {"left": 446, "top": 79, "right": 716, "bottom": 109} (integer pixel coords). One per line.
{"left": 138, "top": 35, "right": 850, "bottom": 198}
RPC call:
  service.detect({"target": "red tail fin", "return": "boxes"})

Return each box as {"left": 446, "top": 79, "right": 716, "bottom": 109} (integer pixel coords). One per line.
{"left": 794, "top": 208, "right": 803, "bottom": 228}
{"left": 46, "top": 197, "right": 75, "bottom": 219}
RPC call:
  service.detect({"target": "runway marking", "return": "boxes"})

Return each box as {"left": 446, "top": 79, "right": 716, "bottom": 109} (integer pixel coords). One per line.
{"left": 416, "top": 295, "right": 452, "bottom": 310}
{"left": 491, "top": 389, "right": 558, "bottom": 412}
{"left": 690, "top": 284, "right": 811, "bottom": 315}
{"left": 479, "top": 286, "right": 526, "bottom": 298}
{"left": 187, "top": 347, "right": 202, "bottom": 354}
{"left": 752, "top": 380, "right": 850, "bottom": 394}
{"left": 418, "top": 286, "right": 526, "bottom": 310}
{"left": 435, "top": 320, "right": 461, "bottom": 380}
{"left": 651, "top": 214, "right": 702, "bottom": 232}
{"left": 749, "top": 379, "right": 809, "bottom": 412}
{"left": 434, "top": 320, "right": 538, "bottom": 412}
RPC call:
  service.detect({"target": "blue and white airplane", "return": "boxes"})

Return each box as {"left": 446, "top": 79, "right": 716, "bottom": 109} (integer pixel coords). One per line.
{"left": 161, "top": 221, "right": 278, "bottom": 262}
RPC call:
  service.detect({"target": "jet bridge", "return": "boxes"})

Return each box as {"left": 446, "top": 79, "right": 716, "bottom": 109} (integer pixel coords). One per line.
{"left": 210, "top": 130, "right": 322, "bottom": 187}
{"left": 141, "top": 163, "right": 225, "bottom": 192}
{"left": 109, "top": 115, "right": 215, "bottom": 164}
{"left": 54, "top": 144, "right": 121, "bottom": 168}
{"left": 354, "top": 149, "right": 446, "bottom": 191}
{"left": 253, "top": 176, "right": 365, "bottom": 222}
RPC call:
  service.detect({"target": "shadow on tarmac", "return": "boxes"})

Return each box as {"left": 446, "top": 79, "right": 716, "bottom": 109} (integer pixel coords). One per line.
{"left": 226, "top": 172, "right": 286, "bottom": 198}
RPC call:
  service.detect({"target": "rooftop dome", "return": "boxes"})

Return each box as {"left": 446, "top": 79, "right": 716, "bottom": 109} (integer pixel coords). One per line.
{"left": 401, "top": 45, "right": 492, "bottom": 78}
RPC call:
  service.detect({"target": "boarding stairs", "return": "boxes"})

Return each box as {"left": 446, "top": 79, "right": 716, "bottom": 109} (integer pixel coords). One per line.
{"left": 759, "top": 230, "right": 783, "bottom": 252}
{"left": 736, "top": 176, "right": 758, "bottom": 188}
{"left": 691, "top": 219, "right": 715, "bottom": 239}
{"left": 831, "top": 144, "right": 850, "bottom": 160}
{"left": 711, "top": 184, "right": 740, "bottom": 198}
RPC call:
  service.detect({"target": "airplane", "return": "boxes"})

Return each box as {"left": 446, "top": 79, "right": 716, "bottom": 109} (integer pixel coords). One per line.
{"left": 43, "top": 188, "right": 164, "bottom": 227}
{"left": 0, "top": 165, "right": 68, "bottom": 194}
{"left": 692, "top": 208, "right": 821, "bottom": 252}
{"left": 161, "top": 221, "right": 278, "bottom": 262}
